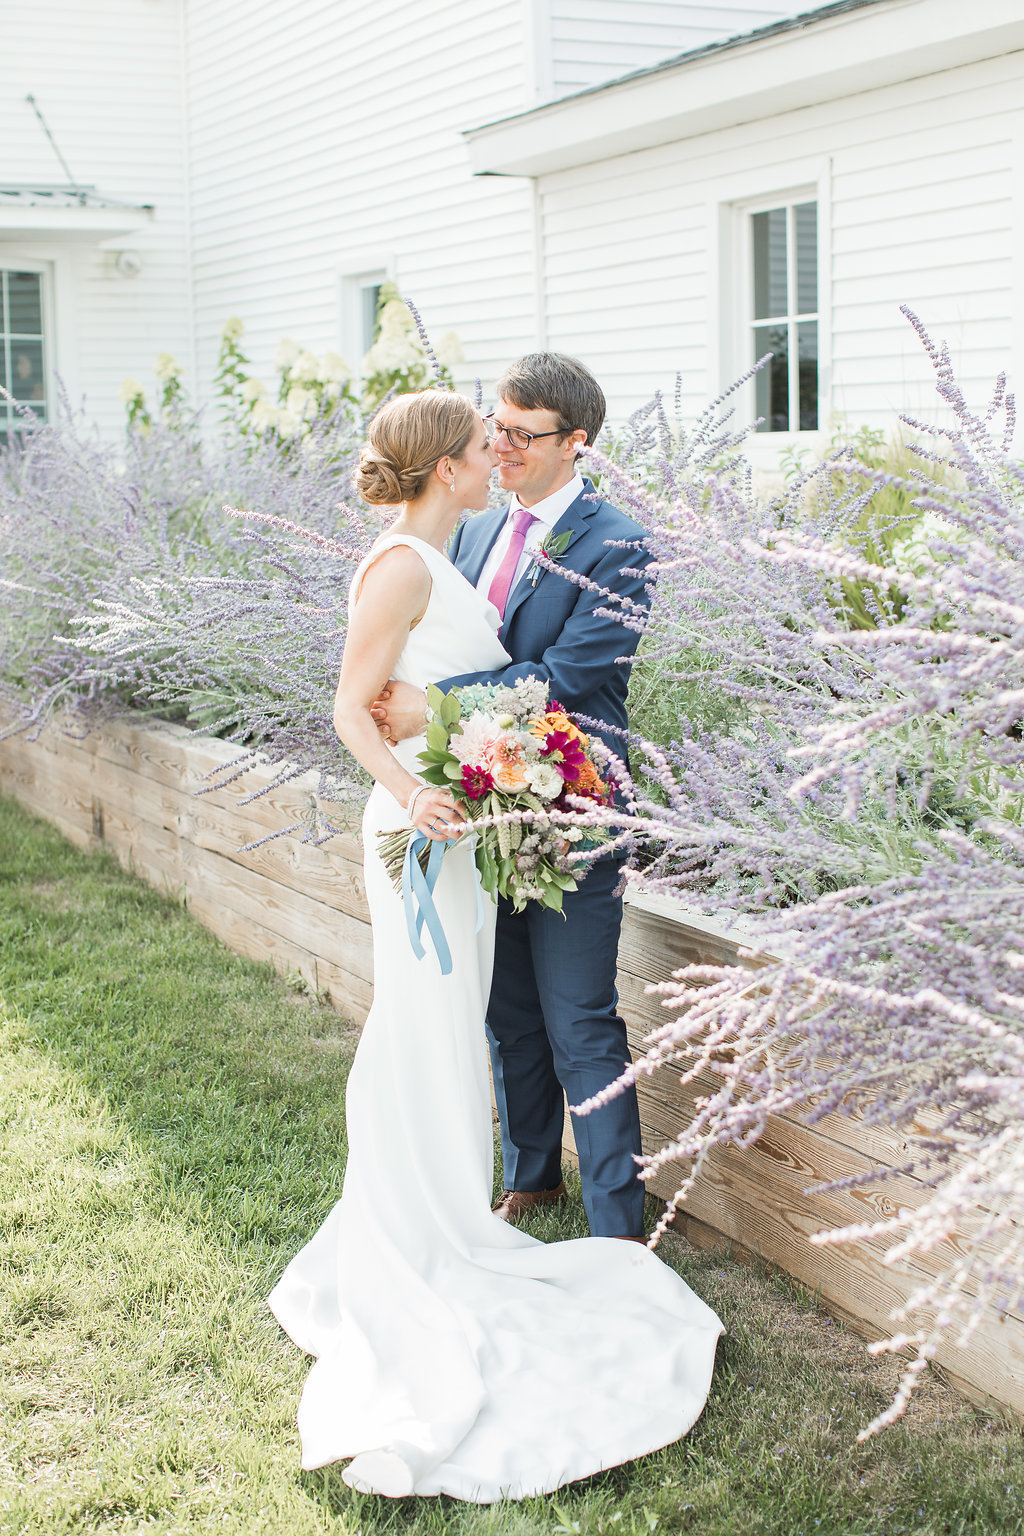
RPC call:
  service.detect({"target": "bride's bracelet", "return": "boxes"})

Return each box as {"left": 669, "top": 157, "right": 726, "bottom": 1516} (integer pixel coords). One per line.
{"left": 406, "top": 783, "right": 430, "bottom": 821}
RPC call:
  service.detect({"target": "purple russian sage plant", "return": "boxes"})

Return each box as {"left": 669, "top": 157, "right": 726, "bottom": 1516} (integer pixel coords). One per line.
{"left": 571, "top": 312, "right": 1023, "bottom": 1434}
{"left": 0, "top": 387, "right": 379, "bottom": 827}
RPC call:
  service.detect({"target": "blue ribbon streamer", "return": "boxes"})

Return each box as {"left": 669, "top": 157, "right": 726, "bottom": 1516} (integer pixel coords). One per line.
{"left": 402, "top": 830, "right": 485, "bottom": 976}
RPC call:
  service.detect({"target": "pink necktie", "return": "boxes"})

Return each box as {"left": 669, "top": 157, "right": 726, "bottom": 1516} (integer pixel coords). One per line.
{"left": 487, "top": 506, "right": 537, "bottom": 620}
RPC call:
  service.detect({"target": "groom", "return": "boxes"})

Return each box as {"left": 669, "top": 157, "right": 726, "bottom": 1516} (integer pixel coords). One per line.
{"left": 373, "top": 353, "right": 652, "bottom": 1241}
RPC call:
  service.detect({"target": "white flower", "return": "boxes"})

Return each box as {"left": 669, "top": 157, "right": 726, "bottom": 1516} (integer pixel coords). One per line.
{"left": 363, "top": 301, "right": 423, "bottom": 375}
{"left": 220, "top": 316, "right": 245, "bottom": 343}
{"left": 525, "top": 761, "right": 563, "bottom": 800}
{"left": 435, "top": 330, "right": 465, "bottom": 368}
{"left": 275, "top": 337, "right": 300, "bottom": 371}
{"left": 250, "top": 399, "right": 280, "bottom": 435}
{"left": 154, "top": 352, "right": 183, "bottom": 383}
{"left": 240, "top": 377, "right": 267, "bottom": 403}
{"left": 119, "top": 377, "right": 145, "bottom": 404}
{"left": 318, "top": 350, "right": 351, "bottom": 384}
{"left": 449, "top": 713, "right": 503, "bottom": 765}
{"left": 276, "top": 406, "right": 305, "bottom": 440}
{"left": 563, "top": 826, "right": 583, "bottom": 842}
{"left": 289, "top": 350, "right": 320, "bottom": 384}
{"left": 286, "top": 384, "right": 316, "bottom": 420}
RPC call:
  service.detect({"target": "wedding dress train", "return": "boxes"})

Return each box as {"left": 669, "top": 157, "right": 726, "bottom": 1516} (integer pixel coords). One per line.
{"left": 268, "top": 533, "right": 723, "bottom": 1501}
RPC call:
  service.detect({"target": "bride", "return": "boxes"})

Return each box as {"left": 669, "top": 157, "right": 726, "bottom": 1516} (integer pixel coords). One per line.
{"left": 268, "top": 389, "right": 723, "bottom": 1502}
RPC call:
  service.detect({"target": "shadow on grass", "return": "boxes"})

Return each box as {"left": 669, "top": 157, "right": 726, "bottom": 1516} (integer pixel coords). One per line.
{"left": 5, "top": 797, "right": 1024, "bottom": 1536}
{"left": 0, "top": 795, "right": 359, "bottom": 1266}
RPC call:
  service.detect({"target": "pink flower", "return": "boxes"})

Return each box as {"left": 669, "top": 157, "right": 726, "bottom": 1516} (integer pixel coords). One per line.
{"left": 450, "top": 714, "right": 503, "bottom": 765}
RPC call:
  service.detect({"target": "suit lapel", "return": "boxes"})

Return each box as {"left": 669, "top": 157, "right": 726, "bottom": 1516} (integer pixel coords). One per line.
{"left": 453, "top": 507, "right": 507, "bottom": 589}
{"left": 500, "top": 480, "right": 599, "bottom": 636}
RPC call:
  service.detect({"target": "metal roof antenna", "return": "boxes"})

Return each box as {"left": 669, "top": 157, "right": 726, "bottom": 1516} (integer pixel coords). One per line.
{"left": 24, "top": 93, "right": 83, "bottom": 199}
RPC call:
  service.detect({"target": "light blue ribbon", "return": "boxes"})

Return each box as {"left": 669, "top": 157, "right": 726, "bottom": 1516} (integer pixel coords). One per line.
{"left": 402, "top": 830, "right": 485, "bottom": 976}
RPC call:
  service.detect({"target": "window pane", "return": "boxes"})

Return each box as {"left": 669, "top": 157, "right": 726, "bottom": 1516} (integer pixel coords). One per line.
{"left": 8, "top": 272, "right": 43, "bottom": 335}
{"left": 798, "top": 321, "right": 818, "bottom": 431}
{"left": 361, "top": 282, "right": 382, "bottom": 354}
{"left": 752, "top": 208, "right": 787, "bottom": 320}
{"left": 10, "top": 338, "right": 46, "bottom": 403}
{"left": 795, "top": 202, "right": 817, "bottom": 316}
{"left": 754, "top": 323, "right": 788, "bottom": 433}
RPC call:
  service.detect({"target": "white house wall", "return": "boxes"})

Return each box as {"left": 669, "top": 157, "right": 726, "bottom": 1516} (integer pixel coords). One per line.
{"left": 183, "top": 0, "right": 539, "bottom": 406}
{"left": 535, "top": 46, "right": 1022, "bottom": 442}
{"left": 548, "top": 1, "right": 801, "bottom": 97}
{"left": 2, "top": 0, "right": 192, "bottom": 436}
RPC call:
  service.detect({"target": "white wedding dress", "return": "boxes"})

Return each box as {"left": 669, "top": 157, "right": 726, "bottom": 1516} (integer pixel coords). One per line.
{"left": 268, "top": 533, "right": 723, "bottom": 1502}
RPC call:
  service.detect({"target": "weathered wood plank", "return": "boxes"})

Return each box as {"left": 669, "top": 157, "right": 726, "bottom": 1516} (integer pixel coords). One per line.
{"left": 315, "top": 957, "right": 374, "bottom": 1023}
{"left": 82, "top": 716, "right": 365, "bottom": 861}
{"left": 84, "top": 746, "right": 371, "bottom": 924}
{"left": 176, "top": 839, "right": 374, "bottom": 983}
{"left": 667, "top": 1134, "right": 1024, "bottom": 1416}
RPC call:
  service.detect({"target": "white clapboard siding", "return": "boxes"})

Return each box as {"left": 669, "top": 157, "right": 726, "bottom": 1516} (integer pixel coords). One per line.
{"left": 536, "top": 46, "right": 1020, "bottom": 432}
{"left": 2, "top": 1, "right": 192, "bottom": 437}
{"left": 548, "top": 0, "right": 802, "bottom": 96}
{"left": 182, "top": 0, "right": 538, "bottom": 405}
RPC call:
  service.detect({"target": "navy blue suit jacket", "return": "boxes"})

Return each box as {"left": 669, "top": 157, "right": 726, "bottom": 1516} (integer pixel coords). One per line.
{"left": 439, "top": 479, "right": 651, "bottom": 759}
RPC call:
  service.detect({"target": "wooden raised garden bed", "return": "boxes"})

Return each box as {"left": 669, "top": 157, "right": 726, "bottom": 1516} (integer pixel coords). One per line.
{"left": 1, "top": 715, "right": 1021, "bottom": 1417}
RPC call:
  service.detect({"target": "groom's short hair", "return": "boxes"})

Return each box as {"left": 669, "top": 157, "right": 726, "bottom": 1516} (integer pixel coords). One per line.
{"left": 497, "top": 352, "right": 605, "bottom": 454}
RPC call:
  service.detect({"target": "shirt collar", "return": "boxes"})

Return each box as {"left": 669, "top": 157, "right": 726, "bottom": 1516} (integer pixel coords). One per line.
{"left": 509, "top": 470, "right": 584, "bottom": 531}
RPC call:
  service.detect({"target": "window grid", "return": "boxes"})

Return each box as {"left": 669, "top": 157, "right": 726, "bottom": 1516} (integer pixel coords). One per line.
{"left": 1, "top": 269, "right": 48, "bottom": 437}
{"left": 750, "top": 200, "right": 818, "bottom": 433}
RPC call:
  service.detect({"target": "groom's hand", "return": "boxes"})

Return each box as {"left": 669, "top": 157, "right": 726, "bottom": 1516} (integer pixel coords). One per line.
{"left": 370, "top": 679, "right": 429, "bottom": 743}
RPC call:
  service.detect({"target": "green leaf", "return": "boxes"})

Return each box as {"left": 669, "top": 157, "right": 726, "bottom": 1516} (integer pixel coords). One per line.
{"left": 442, "top": 761, "right": 462, "bottom": 779}
{"left": 425, "top": 683, "right": 447, "bottom": 716}
{"left": 425, "top": 720, "right": 449, "bottom": 753}
{"left": 439, "top": 690, "right": 461, "bottom": 728}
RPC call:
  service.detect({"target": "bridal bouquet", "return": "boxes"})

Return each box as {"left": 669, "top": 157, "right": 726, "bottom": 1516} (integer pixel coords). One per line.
{"left": 378, "top": 676, "right": 611, "bottom": 914}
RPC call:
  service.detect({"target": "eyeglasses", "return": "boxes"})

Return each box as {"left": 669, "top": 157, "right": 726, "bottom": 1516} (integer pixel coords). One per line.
{"left": 484, "top": 414, "right": 571, "bottom": 451}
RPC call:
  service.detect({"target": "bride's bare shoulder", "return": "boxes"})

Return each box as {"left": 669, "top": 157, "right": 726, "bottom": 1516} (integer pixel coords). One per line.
{"left": 352, "top": 540, "right": 431, "bottom": 609}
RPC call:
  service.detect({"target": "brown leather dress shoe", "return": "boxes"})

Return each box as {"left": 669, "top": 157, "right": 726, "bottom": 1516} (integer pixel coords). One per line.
{"left": 492, "top": 1181, "right": 567, "bottom": 1222}
{"left": 611, "top": 1235, "right": 649, "bottom": 1246}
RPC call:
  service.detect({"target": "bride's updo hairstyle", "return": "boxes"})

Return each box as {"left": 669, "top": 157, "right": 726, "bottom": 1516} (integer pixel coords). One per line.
{"left": 357, "top": 390, "right": 477, "bottom": 506}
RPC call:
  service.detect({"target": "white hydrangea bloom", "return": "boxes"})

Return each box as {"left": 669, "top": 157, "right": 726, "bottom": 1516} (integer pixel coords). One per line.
{"left": 220, "top": 316, "right": 245, "bottom": 342}
{"left": 318, "top": 351, "right": 351, "bottom": 383}
{"left": 363, "top": 301, "right": 422, "bottom": 375}
{"left": 154, "top": 352, "right": 183, "bottom": 383}
{"left": 240, "top": 377, "right": 267, "bottom": 403}
{"left": 435, "top": 331, "right": 465, "bottom": 368}
{"left": 289, "top": 350, "right": 320, "bottom": 384}
{"left": 276, "top": 407, "right": 305, "bottom": 439}
{"left": 275, "top": 337, "right": 300, "bottom": 371}
{"left": 119, "top": 377, "right": 145, "bottom": 404}
{"left": 286, "top": 385, "right": 316, "bottom": 420}
{"left": 250, "top": 399, "right": 280, "bottom": 435}
{"left": 525, "top": 761, "right": 563, "bottom": 800}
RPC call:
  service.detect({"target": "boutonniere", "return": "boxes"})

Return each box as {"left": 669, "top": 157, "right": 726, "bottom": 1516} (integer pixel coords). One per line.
{"left": 529, "top": 528, "right": 573, "bottom": 586}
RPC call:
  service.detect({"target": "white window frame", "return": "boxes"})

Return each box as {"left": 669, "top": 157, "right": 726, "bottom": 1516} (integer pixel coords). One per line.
{"left": 339, "top": 258, "right": 393, "bottom": 380}
{"left": 709, "top": 160, "right": 831, "bottom": 461}
{"left": 0, "top": 258, "right": 54, "bottom": 434}
{"left": 739, "top": 187, "right": 819, "bottom": 435}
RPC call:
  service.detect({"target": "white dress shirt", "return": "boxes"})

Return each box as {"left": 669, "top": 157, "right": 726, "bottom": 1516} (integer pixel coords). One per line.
{"left": 476, "top": 472, "right": 584, "bottom": 601}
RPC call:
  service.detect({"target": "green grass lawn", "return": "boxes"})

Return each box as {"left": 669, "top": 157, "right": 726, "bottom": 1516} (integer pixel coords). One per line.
{"left": 1, "top": 793, "right": 1022, "bottom": 1536}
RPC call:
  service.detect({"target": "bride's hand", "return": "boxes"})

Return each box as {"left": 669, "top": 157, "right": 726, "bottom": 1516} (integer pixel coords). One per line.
{"left": 412, "top": 787, "right": 466, "bottom": 842}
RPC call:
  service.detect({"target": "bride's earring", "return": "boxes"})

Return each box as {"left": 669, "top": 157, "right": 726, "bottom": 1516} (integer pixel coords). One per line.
{"left": 449, "top": 476, "right": 456, "bottom": 493}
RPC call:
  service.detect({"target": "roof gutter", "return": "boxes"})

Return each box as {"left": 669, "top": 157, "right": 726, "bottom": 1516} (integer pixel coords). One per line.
{"left": 465, "top": 0, "right": 1024, "bottom": 178}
